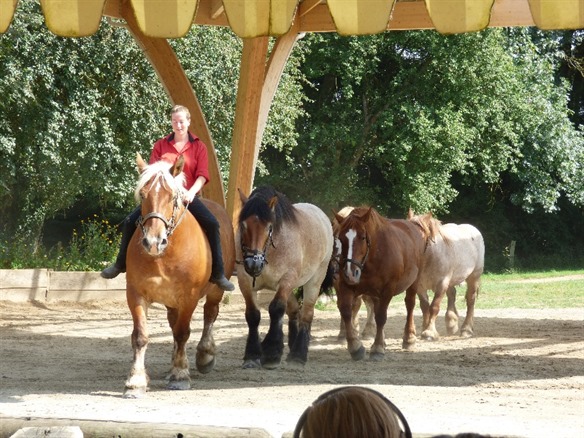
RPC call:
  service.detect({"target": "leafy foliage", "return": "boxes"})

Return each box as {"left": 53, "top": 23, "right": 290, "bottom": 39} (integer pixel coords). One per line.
{"left": 259, "top": 29, "right": 583, "bottom": 218}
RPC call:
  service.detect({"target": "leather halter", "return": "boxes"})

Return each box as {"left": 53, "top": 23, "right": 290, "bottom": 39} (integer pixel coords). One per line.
{"left": 238, "top": 224, "right": 275, "bottom": 287}
{"left": 136, "top": 192, "right": 189, "bottom": 238}
{"left": 340, "top": 232, "right": 371, "bottom": 271}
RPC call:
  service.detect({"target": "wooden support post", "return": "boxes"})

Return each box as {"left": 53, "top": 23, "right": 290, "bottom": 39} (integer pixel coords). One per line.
{"left": 226, "top": 26, "right": 300, "bottom": 226}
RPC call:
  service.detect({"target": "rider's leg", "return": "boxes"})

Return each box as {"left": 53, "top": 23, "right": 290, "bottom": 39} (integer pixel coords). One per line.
{"left": 101, "top": 206, "right": 140, "bottom": 279}
{"left": 188, "top": 199, "right": 235, "bottom": 292}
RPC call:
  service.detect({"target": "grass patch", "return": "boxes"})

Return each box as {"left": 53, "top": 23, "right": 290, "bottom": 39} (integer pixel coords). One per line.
{"left": 477, "top": 270, "right": 584, "bottom": 309}
{"left": 320, "top": 270, "right": 584, "bottom": 311}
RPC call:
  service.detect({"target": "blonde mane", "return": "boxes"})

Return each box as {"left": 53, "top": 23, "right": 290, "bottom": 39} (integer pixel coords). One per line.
{"left": 407, "top": 209, "right": 446, "bottom": 244}
{"left": 134, "top": 160, "right": 187, "bottom": 203}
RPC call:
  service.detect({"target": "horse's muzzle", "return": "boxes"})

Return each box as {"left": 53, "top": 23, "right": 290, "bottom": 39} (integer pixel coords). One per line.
{"left": 342, "top": 265, "right": 361, "bottom": 285}
{"left": 243, "top": 252, "right": 267, "bottom": 278}
{"left": 141, "top": 231, "right": 168, "bottom": 256}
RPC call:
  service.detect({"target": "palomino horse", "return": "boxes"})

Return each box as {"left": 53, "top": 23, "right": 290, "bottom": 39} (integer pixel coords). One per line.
{"left": 236, "top": 186, "right": 333, "bottom": 368}
{"left": 407, "top": 210, "right": 485, "bottom": 339}
{"left": 124, "top": 154, "right": 235, "bottom": 398}
{"left": 334, "top": 206, "right": 436, "bottom": 360}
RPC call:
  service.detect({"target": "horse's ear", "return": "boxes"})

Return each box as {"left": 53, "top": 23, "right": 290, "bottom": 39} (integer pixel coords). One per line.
{"left": 407, "top": 208, "right": 414, "bottom": 219}
{"left": 171, "top": 154, "right": 185, "bottom": 177}
{"left": 268, "top": 196, "right": 279, "bottom": 211}
{"left": 136, "top": 152, "right": 148, "bottom": 174}
{"left": 238, "top": 188, "right": 248, "bottom": 205}
{"left": 333, "top": 210, "right": 345, "bottom": 225}
{"left": 362, "top": 207, "right": 373, "bottom": 221}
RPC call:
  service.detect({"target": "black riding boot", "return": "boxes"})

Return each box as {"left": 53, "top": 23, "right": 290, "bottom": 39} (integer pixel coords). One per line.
{"left": 100, "top": 207, "right": 140, "bottom": 279}
{"left": 204, "top": 225, "right": 235, "bottom": 292}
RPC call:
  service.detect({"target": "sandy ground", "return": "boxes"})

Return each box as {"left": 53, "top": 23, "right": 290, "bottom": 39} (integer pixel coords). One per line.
{"left": 0, "top": 290, "right": 583, "bottom": 438}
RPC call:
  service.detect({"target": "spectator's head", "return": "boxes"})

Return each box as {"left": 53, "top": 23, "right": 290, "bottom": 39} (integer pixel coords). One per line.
{"left": 293, "top": 386, "right": 411, "bottom": 438}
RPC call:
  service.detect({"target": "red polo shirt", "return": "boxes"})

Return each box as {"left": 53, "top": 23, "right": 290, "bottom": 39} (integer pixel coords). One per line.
{"left": 149, "top": 131, "right": 210, "bottom": 190}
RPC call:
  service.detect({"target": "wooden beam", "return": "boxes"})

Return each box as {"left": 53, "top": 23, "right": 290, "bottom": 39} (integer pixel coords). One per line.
{"left": 226, "top": 37, "right": 269, "bottom": 226}
{"left": 120, "top": 0, "right": 226, "bottom": 205}
{"left": 104, "top": 0, "right": 537, "bottom": 33}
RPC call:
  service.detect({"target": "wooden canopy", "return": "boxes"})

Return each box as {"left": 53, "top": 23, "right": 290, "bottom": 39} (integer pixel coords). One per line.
{"left": 2, "top": 0, "right": 583, "bottom": 224}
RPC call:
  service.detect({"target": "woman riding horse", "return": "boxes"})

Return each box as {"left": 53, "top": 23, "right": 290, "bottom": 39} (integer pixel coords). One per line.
{"left": 101, "top": 105, "right": 234, "bottom": 292}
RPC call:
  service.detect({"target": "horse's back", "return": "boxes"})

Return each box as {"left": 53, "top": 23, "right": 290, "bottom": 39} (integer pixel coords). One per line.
{"left": 426, "top": 223, "right": 484, "bottom": 286}
{"left": 363, "top": 218, "right": 426, "bottom": 291}
{"left": 264, "top": 202, "right": 333, "bottom": 288}
{"left": 294, "top": 202, "right": 334, "bottom": 256}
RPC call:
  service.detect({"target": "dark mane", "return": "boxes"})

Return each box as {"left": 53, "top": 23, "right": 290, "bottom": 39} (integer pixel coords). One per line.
{"left": 239, "top": 185, "right": 298, "bottom": 233}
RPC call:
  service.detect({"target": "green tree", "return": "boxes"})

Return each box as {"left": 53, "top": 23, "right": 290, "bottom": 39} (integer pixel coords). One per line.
{"left": 0, "top": 2, "right": 169, "bottom": 246}
{"left": 0, "top": 3, "right": 306, "bottom": 253}
{"left": 259, "top": 29, "right": 583, "bottom": 218}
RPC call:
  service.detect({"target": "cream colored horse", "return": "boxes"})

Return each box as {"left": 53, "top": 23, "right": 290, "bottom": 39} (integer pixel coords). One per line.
{"left": 408, "top": 210, "right": 485, "bottom": 339}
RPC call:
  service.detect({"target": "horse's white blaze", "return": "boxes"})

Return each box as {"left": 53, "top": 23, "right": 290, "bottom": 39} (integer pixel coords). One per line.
{"left": 345, "top": 228, "right": 357, "bottom": 271}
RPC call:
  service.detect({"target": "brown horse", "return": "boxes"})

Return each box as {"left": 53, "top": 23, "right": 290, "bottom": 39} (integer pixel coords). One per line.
{"left": 334, "top": 206, "right": 435, "bottom": 360}
{"left": 407, "top": 210, "right": 485, "bottom": 340}
{"left": 236, "top": 186, "right": 333, "bottom": 369}
{"left": 123, "top": 153, "right": 235, "bottom": 398}
{"left": 332, "top": 206, "right": 376, "bottom": 341}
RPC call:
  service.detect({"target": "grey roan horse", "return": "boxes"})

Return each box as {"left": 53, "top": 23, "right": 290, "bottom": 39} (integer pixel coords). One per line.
{"left": 236, "top": 186, "right": 334, "bottom": 369}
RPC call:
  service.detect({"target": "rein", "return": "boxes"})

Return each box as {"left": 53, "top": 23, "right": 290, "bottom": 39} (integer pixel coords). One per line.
{"left": 237, "top": 224, "right": 275, "bottom": 287}
{"left": 136, "top": 194, "right": 189, "bottom": 238}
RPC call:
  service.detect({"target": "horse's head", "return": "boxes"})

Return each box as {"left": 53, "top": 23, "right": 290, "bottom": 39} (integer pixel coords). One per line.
{"left": 237, "top": 187, "right": 278, "bottom": 278}
{"left": 334, "top": 207, "right": 374, "bottom": 285}
{"left": 134, "top": 153, "right": 186, "bottom": 257}
{"left": 407, "top": 209, "right": 443, "bottom": 245}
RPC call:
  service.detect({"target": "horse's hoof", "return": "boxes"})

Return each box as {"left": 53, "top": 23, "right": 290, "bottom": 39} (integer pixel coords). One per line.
{"left": 242, "top": 359, "right": 262, "bottom": 369}
{"left": 197, "top": 357, "right": 216, "bottom": 374}
{"left": 402, "top": 340, "right": 416, "bottom": 350}
{"left": 350, "top": 345, "right": 366, "bottom": 361}
{"left": 167, "top": 379, "right": 191, "bottom": 390}
{"left": 286, "top": 355, "right": 307, "bottom": 367}
{"left": 461, "top": 329, "right": 474, "bottom": 338}
{"left": 123, "top": 387, "right": 147, "bottom": 399}
{"left": 421, "top": 331, "right": 438, "bottom": 341}
{"left": 261, "top": 359, "right": 281, "bottom": 370}
{"left": 369, "top": 352, "right": 384, "bottom": 362}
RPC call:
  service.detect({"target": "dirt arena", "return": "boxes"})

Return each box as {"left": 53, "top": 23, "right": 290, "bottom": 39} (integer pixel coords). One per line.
{"left": 0, "top": 288, "right": 582, "bottom": 438}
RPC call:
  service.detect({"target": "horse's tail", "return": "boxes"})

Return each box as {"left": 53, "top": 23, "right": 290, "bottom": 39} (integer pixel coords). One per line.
{"left": 320, "top": 262, "right": 335, "bottom": 295}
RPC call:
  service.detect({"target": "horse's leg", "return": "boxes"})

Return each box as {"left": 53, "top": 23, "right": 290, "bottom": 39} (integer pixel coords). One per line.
{"left": 417, "top": 290, "right": 431, "bottom": 330}
{"left": 461, "top": 276, "right": 480, "bottom": 338}
{"left": 421, "top": 282, "right": 448, "bottom": 341}
{"left": 196, "top": 288, "right": 222, "bottom": 374}
{"left": 261, "top": 283, "right": 291, "bottom": 369}
{"left": 445, "top": 286, "right": 460, "bottom": 335}
{"left": 124, "top": 289, "right": 149, "bottom": 398}
{"left": 242, "top": 288, "right": 262, "bottom": 369}
{"left": 337, "top": 288, "right": 365, "bottom": 361}
{"left": 337, "top": 295, "right": 361, "bottom": 341}
{"left": 361, "top": 295, "right": 377, "bottom": 340}
{"left": 287, "top": 293, "right": 300, "bottom": 348}
{"left": 166, "top": 303, "right": 197, "bottom": 390}
{"left": 402, "top": 287, "right": 418, "bottom": 350}
{"left": 369, "top": 296, "right": 391, "bottom": 361}
{"left": 286, "top": 279, "right": 320, "bottom": 365}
